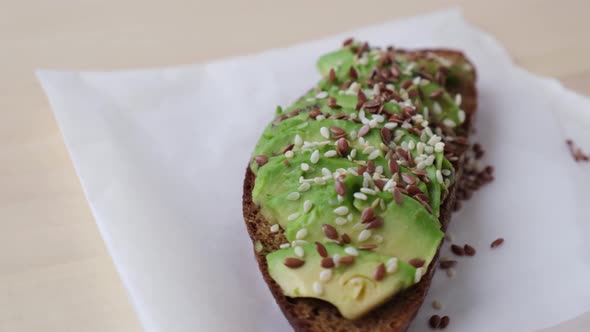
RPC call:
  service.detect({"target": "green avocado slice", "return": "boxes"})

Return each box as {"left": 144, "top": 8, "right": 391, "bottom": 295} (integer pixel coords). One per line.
{"left": 267, "top": 243, "right": 418, "bottom": 320}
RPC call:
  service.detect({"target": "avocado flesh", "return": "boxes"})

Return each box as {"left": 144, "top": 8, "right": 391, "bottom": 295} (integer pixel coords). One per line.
{"left": 267, "top": 243, "right": 416, "bottom": 320}
{"left": 251, "top": 43, "right": 473, "bottom": 319}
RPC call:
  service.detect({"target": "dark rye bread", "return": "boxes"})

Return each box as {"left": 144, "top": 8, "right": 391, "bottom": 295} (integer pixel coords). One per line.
{"left": 243, "top": 49, "right": 477, "bottom": 332}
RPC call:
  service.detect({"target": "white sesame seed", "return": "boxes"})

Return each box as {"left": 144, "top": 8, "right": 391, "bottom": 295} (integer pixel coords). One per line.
{"left": 294, "top": 134, "right": 303, "bottom": 147}
{"left": 384, "top": 122, "right": 398, "bottom": 129}
{"left": 359, "top": 109, "right": 366, "bottom": 120}
{"left": 306, "top": 97, "right": 316, "bottom": 102}
{"left": 344, "top": 247, "right": 359, "bottom": 256}
{"left": 310, "top": 150, "right": 320, "bottom": 164}
{"left": 432, "top": 300, "right": 443, "bottom": 310}
{"left": 324, "top": 150, "right": 337, "bottom": 158}
{"left": 303, "top": 200, "right": 313, "bottom": 213}
{"left": 427, "top": 135, "right": 441, "bottom": 146}
{"left": 335, "top": 217, "right": 347, "bottom": 225}
{"left": 425, "top": 155, "right": 436, "bottom": 166}
{"left": 314, "top": 177, "right": 326, "bottom": 184}
{"left": 443, "top": 119, "right": 456, "bottom": 128}
{"left": 442, "top": 169, "right": 451, "bottom": 176}
{"left": 279, "top": 243, "right": 291, "bottom": 249}
{"left": 458, "top": 110, "right": 466, "bottom": 123}
{"left": 373, "top": 234, "right": 383, "bottom": 243}
{"left": 291, "top": 240, "right": 308, "bottom": 246}
{"left": 360, "top": 188, "right": 376, "bottom": 195}
{"left": 375, "top": 166, "right": 384, "bottom": 174}
{"left": 455, "top": 94, "right": 462, "bottom": 106}
{"left": 270, "top": 224, "right": 280, "bottom": 233}
{"left": 434, "top": 142, "right": 445, "bottom": 153}
{"left": 301, "top": 163, "right": 310, "bottom": 171}
{"left": 424, "top": 127, "right": 434, "bottom": 137}
{"left": 352, "top": 222, "right": 364, "bottom": 231}
{"left": 332, "top": 254, "right": 341, "bottom": 266}
{"left": 436, "top": 170, "right": 444, "bottom": 184}
{"left": 288, "top": 213, "right": 301, "bottom": 221}
{"left": 320, "top": 168, "right": 330, "bottom": 177}
{"left": 373, "top": 84, "right": 381, "bottom": 95}
{"left": 383, "top": 179, "right": 396, "bottom": 192}
{"left": 417, "top": 161, "right": 427, "bottom": 170}
{"left": 320, "top": 126, "right": 330, "bottom": 139}
{"left": 425, "top": 146, "right": 434, "bottom": 154}
{"left": 319, "top": 269, "right": 332, "bottom": 282}
{"left": 316, "top": 115, "right": 325, "bottom": 121}
{"left": 334, "top": 206, "right": 349, "bottom": 215}
{"left": 295, "top": 228, "right": 308, "bottom": 239}
{"left": 386, "top": 257, "right": 398, "bottom": 273}
{"left": 297, "top": 122, "right": 309, "bottom": 130}
{"left": 358, "top": 229, "right": 372, "bottom": 242}
{"left": 285, "top": 150, "right": 294, "bottom": 158}
{"left": 337, "top": 195, "right": 344, "bottom": 202}
{"left": 408, "top": 141, "right": 415, "bottom": 150}
{"left": 316, "top": 91, "right": 328, "bottom": 99}
{"left": 444, "top": 178, "right": 451, "bottom": 187}
{"left": 287, "top": 192, "right": 300, "bottom": 201}
{"left": 416, "top": 142, "right": 425, "bottom": 155}
{"left": 347, "top": 213, "right": 353, "bottom": 222}
{"left": 348, "top": 82, "right": 361, "bottom": 94}
{"left": 299, "top": 183, "right": 311, "bottom": 193}
{"left": 369, "top": 118, "right": 378, "bottom": 128}
{"left": 415, "top": 268, "right": 424, "bottom": 283}
{"left": 420, "top": 132, "right": 428, "bottom": 142}
{"left": 313, "top": 281, "right": 324, "bottom": 295}
{"left": 294, "top": 246, "right": 305, "bottom": 258}
{"left": 346, "top": 150, "right": 355, "bottom": 160}
{"left": 401, "top": 122, "right": 412, "bottom": 129}
{"left": 368, "top": 149, "right": 381, "bottom": 160}
{"left": 362, "top": 146, "right": 375, "bottom": 154}
{"left": 354, "top": 192, "right": 368, "bottom": 200}
{"left": 433, "top": 102, "right": 442, "bottom": 114}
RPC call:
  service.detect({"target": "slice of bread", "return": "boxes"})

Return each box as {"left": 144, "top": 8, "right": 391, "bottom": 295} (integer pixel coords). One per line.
{"left": 243, "top": 49, "right": 477, "bottom": 332}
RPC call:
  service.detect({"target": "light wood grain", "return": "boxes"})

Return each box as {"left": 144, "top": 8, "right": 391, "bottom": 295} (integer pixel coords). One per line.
{"left": 1, "top": 0, "right": 588, "bottom": 331}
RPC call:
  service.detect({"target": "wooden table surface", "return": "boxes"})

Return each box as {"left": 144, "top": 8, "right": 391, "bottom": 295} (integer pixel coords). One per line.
{"left": 1, "top": 0, "right": 589, "bottom": 331}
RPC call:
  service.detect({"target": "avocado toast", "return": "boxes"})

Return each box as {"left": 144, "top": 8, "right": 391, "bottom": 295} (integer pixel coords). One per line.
{"left": 243, "top": 40, "right": 477, "bottom": 331}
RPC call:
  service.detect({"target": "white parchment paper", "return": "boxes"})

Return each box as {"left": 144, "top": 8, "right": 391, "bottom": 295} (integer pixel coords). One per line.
{"left": 37, "top": 9, "right": 590, "bottom": 332}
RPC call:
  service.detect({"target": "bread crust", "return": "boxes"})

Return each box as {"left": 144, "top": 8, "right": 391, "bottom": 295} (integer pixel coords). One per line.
{"left": 243, "top": 49, "right": 477, "bottom": 332}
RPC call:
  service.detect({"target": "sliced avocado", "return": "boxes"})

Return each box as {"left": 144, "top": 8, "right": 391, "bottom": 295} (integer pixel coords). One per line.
{"left": 251, "top": 42, "right": 475, "bottom": 320}
{"left": 267, "top": 243, "right": 416, "bottom": 320}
